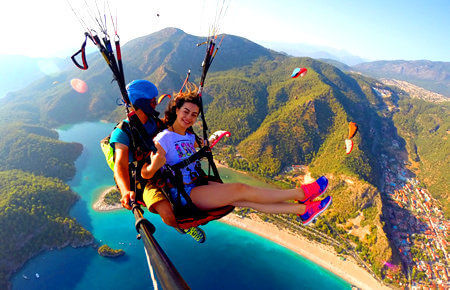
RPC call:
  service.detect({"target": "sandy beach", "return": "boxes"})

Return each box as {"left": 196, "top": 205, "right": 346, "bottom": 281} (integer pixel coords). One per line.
{"left": 221, "top": 213, "right": 391, "bottom": 290}
{"left": 93, "top": 186, "right": 123, "bottom": 211}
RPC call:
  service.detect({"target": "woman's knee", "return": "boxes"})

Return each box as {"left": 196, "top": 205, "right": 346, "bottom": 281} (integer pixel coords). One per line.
{"left": 229, "top": 183, "right": 253, "bottom": 200}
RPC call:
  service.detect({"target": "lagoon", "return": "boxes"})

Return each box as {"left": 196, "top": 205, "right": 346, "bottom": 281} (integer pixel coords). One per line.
{"left": 12, "top": 122, "right": 349, "bottom": 290}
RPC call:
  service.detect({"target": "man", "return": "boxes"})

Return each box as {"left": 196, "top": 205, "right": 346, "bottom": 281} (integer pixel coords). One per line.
{"left": 109, "top": 79, "right": 205, "bottom": 243}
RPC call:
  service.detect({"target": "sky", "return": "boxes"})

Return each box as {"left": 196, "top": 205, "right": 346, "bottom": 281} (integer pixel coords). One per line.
{"left": 1, "top": 0, "right": 449, "bottom": 61}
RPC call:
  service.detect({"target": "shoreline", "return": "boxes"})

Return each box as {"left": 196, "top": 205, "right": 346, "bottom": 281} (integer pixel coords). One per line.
{"left": 92, "top": 186, "right": 122, "bottom": 211}
{"left": 220, "top": 213, "right": 391, "bottom": 290}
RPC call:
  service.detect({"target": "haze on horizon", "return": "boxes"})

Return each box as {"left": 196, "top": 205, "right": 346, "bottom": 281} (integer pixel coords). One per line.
{"left": 0, "top": 0, "right": 449, "bottom": 62}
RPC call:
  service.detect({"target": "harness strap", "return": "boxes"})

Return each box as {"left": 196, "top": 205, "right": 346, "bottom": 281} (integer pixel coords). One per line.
{"left": 170, "top": 146, "right": 210, "bottom": 171}
{"left": 71, "top": 33, "right": 89, "bottom": 70}
{"left": 128, "top": 112, "right": 158, "bottom": 155}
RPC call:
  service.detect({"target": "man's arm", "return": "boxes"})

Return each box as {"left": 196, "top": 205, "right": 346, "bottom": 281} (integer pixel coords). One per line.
{"left": 114, "top": 143, "right": 135, "bottom": 210}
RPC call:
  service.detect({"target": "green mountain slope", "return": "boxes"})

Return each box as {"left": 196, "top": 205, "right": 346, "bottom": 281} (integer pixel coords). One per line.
{"left": 392, "top": 97, "right": 450, "bottom": 216}
{"left": 203, "top": 57, "right": 402, "bottom": 273}
{"left": 0, "top": 123, "right": 82, "bottom": 181}
{"left": 205, "top": 57, "right": 393, "bottom": 184}
{"left": 0, "top": 170, "right": 93, "bottom": 289}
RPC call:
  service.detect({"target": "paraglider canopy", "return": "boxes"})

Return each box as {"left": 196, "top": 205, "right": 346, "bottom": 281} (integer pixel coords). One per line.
{"left": 348, "top": 122, "right": 358, "bottom": 139}
{"left": 158, "top": 94, "right": 171, "bottom": 105}
{"left": 345, "top": 139, "right": 354, "bottom": 154}
{"left": 291, "top": 68, "right": 307, "bottom": 78}
{"left": 208, "top": 130, "right": 231, "bottom": 148}
{"left": 70, "top": 78, "right": 88, "bottom": 93}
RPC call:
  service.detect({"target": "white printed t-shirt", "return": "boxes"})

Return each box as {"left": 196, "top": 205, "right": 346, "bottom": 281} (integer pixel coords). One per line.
{"left": 153, "top": 129, "right": 198, "bottom": 185}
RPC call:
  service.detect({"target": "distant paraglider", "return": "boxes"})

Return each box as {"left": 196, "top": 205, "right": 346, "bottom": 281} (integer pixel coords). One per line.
{"left": 208, "top": 130, "right": 231, "bottom": 148}
{"left": 70, "top": 78, "right": 88, "bottom": 93}
{"left": 157, "top": 94, "right": 171, "bottom": 105}
{"left": 291, "top": 67, "right": 307, "bottom": 78}
{"left": 345, "top": 139, "right": 354, "bottom": 155}
{"left": 345, "top": 122, "right": 359, "bottom": 154}
{"left": 348, "top": 122, "right": 358, "bottom": 139}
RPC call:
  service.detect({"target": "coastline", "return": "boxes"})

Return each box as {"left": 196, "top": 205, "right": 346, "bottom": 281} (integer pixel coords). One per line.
{"left": 220, "top": 213, "right": 390, "bottom": 290}
{"left": 93, "top": 186, "right": 122, "bottom": 211}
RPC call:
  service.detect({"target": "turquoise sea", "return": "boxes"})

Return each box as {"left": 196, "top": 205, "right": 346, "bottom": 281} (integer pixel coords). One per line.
{"left": 12, "top": 122, "right": 350, "bottom": 290}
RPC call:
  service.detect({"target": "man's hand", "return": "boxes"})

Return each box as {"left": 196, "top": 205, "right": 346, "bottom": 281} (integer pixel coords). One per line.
{"left": 121, "top": 190, "right": 136, "bottom": 210}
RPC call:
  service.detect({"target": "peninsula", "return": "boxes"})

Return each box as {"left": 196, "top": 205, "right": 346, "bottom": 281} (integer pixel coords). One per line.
{"left": 93, "top": 186, "right": 122, "bottom": 211}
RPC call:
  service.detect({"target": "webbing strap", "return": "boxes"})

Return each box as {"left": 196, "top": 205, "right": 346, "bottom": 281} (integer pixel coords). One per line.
{"left": 128, "top": 112, "right": 158, "bottom": 154}
{"left": 170, "top": 146, "right": 210, "bottom": 171}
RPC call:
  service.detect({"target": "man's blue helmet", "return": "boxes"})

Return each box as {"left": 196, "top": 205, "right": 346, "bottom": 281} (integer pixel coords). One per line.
{"left": 126, "top": 80, "right": 158, "bottom": 116}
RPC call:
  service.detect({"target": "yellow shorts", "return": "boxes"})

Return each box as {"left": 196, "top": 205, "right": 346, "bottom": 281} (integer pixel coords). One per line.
{"left": 142, "top": 185, "right": 167, "bottom": 214}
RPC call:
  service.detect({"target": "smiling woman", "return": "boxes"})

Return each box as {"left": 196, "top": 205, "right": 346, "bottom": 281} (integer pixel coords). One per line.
{"left": 141, "top": 83, "right": 332, "bottom": 228}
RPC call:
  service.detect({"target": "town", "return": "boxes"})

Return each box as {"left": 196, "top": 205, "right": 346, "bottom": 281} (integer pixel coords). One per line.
{"left": 381, "top": 153, "right": 449, "bottom": 289}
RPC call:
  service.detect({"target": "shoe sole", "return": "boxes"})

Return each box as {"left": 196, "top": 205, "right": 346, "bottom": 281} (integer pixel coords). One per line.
{"left": 175, "top": 228, "right": 186, "bottom": 235}
{"left": 190, "top": 228, "right": 206, "bottom": 244}
{"left": 302, "top": 197, "right": 332, "bottom": 226}
{"left": 177, "top": 227, "right": 206, "bottom": 243}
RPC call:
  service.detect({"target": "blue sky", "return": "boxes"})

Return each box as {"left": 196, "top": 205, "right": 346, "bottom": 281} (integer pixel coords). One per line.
{"left": 1, "top": 0, "right": 449, "bottom": 61}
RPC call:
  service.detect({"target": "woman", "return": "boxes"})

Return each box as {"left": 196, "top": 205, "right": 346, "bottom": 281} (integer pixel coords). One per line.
{"left": 141, "top": 84, "right": 332, "bottom": 225}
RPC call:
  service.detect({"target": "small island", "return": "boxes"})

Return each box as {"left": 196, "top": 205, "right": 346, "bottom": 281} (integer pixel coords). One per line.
{"left": 93, "top": 186, "right": 122, "bottom": 211}
{"left": 97, "top": 244, "right": 125, "bottom": 258}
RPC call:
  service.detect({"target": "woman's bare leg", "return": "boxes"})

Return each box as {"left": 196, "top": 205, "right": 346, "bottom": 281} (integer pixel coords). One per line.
{"left": 233, "top": 201, "right": 306, "bottom": 215}
{"left": 190, "top": 182, "right": 305, "bottom": 211}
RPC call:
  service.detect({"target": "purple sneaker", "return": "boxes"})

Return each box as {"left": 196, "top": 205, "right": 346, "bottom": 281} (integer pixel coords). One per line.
{"left": 300, "top": 196, "right": 332, "bottom": 226}
{"left": 299, "top": 176, "right": 328, "bottom": 203}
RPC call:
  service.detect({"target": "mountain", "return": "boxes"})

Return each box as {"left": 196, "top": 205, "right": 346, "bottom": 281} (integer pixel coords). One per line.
{"left": 257, "top": 41, "right": 367, "bottom": 66}
{"left": 0, "top": 28, "right": 281, "bottom": 126}
{"left": 353, "top": 60, "right": 450, "bottom": 97}
{"left": 0, "top": 55, "right": 70, "bottom": 99}
{"left": 318, "top": 59, "right": 352, "bottom": 72}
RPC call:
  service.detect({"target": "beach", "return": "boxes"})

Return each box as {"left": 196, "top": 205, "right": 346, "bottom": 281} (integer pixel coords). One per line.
{"left": 221, "top": 213, "right": 391, "bottom": 290}
{"left": 92, "top": 186, "right": 122, "bottom": 211}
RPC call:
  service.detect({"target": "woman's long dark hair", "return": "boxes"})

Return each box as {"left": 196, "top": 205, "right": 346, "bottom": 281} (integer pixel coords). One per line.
{"left": 164, "top": 82, "right": 202, "bottom": 128}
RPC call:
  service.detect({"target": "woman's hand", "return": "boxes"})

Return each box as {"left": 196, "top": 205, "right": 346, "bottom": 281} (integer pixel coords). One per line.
{"left": 141, "top": 142, "right": 166, "bottom": 179}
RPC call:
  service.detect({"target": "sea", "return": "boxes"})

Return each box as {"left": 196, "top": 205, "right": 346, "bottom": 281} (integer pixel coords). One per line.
{"left": 11, "top": 122, "right": 350, "bottom": 290}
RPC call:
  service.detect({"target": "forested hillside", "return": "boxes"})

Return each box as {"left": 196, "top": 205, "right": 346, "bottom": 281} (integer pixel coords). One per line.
{"left": 0, "top": 123, "right": 82, "bottom": 181}
{"left": 0, "top": 122, "right": 88, "bottom": 288}
{"left": 204, "top": 58, "right": 393, "bottom": 183}
{"left": 392, "top": 97, "right": 450, "bottom": 216}
{"left": 0, "top": 170, "right": 93, "bottom": 289}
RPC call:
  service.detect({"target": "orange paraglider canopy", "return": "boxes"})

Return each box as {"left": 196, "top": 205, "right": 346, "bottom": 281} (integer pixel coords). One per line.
{"left": 348, "top": 122, "right": 358, "bottom": 139}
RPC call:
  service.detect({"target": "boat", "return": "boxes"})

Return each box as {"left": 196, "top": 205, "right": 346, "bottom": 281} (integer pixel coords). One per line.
{"left": 35, "top": 273, "right": 40, "bottom": 278}
{"left": 22, "top": 275, "right": 29, "bottom": 280}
